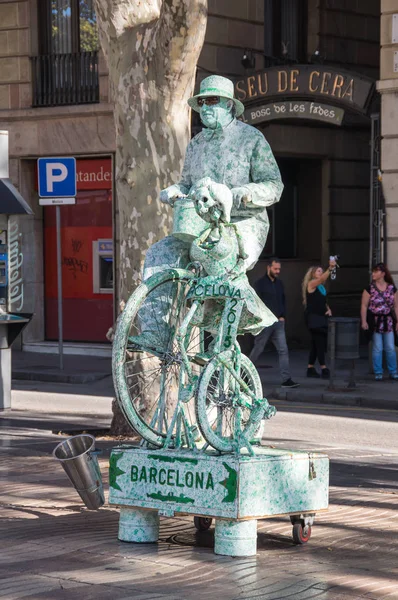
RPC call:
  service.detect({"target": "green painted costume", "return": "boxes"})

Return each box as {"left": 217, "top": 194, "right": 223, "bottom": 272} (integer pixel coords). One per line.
{"left": 142, "top": 76, "right": 284, "bottom": 336}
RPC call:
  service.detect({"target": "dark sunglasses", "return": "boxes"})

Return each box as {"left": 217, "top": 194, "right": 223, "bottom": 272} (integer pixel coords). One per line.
{"left": 197, "top": 96, "right": 220, "bottom": 107}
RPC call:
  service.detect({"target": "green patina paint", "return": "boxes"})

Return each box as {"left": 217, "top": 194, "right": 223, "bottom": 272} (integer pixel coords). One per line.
{"left": 109, "top": 453, "right": 125, "bottom": 491}
{"left": 147, "top": 491, "right": 195, "bottom": 504}
{"left": 147, "top": 454, "right": 198, "bottom": 465}
{"left": 188, "top": 282, "right": 242, "bottom": 299}
{"left": 219, "top": 462, "right": 238, "bottom": 503}
{"left": 131, "top": 464, "right": 214, "bottom": 491}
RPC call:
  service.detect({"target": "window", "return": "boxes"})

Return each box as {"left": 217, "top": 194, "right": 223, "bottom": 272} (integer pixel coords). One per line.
{"left": 39, "top": 0, "right": 99, "bottom": 55}
{"left": 32, "top": 0, "right": 99, "bottom": 107}
{"left": 264, "top": 0, "right": 307, "bottom": 64}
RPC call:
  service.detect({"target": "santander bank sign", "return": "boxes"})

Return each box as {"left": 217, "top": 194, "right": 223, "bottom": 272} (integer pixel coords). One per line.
{"left": 76, "top": 158, "right": 112, "bottom": 190}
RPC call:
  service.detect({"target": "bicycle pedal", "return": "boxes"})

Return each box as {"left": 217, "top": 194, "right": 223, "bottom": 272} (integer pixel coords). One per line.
{"left": 192, "top": 352, "right": 211, "bottom": 366}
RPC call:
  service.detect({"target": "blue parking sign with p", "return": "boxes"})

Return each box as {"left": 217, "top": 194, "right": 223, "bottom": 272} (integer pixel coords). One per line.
{"left": 38, "top": 157, "right": 76, "bottom": 198}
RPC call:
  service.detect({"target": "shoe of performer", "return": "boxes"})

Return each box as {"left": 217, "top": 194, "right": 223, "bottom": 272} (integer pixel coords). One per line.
{"left": 375, "top": 374, "right": 383, "bottom": 381}
{"left": 389, "top": 373, "right": 398, "bottom": 380}
{"left": 307, "top": 367, "right": 320, "bottom": 378}
{"left": 281, "top": 378, "right": 300, "bottom": 388}
{"left": 321, "top": 368, "right": 330, "bottom": 379}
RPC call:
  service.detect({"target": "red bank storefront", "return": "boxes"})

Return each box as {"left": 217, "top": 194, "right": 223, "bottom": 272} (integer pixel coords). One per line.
{"left": 43, "top": 158, "right": 114, "bottom": 343}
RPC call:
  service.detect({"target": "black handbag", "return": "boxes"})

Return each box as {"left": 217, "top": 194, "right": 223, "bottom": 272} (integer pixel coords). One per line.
{"left": 391, "top": 311, "right": 398, "bottom": 347}
{"left": 306, "top": 312, "right": 328, "bottom": 330}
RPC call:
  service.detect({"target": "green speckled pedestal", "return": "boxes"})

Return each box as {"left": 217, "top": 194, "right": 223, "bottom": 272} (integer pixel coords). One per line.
{"left": 109, "top": 446, "right": 329, "bottom": 556}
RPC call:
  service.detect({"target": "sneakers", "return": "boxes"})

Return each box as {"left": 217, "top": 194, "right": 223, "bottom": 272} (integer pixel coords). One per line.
{"left": 375, "top": 374, "right": 383, "bottom": 381}
{"left": 307, "top": 367, "right": 320, "bottom": 378}
{"left": 321, "top": 368, "right": 330, "bottom": 380}
{"left": 281, "top": 378, "right": 300, "bottom": 388}
{"left": 389, "top": 373, "right": 398, "bottom": 381}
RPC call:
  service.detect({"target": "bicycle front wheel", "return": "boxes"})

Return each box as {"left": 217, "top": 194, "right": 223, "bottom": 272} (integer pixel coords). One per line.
{"left": 195, "top": 350, "right": 263, "bottom": 453}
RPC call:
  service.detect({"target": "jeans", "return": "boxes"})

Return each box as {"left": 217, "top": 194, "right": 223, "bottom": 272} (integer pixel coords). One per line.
{"left": 249, "top": 321, "right": 291, "bottom": 382}
{"left": 372, "top": 331, "right": 397, "bottom": 376}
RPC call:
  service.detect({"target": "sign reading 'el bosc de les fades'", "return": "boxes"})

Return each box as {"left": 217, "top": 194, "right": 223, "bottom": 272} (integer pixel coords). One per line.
{"left": 234, "top": 65, "right": 374, "bottom": 114}
{"left": 244, "top": 101, "right": 345, "bottom": 126}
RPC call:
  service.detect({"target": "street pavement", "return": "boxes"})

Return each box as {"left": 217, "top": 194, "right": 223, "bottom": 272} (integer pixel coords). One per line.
{"left": 1, "top": 398, "right": 398, "bottom": 600}
{"left": 10, "top": 346, "right": 398, "bottom": 417}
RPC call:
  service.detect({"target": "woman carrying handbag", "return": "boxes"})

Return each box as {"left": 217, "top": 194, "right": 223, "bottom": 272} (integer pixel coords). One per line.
{"left": 361, "top": 263, "right": 398, "bottom": 381}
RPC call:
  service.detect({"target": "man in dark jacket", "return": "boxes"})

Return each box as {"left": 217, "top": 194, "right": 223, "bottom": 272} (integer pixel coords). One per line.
{"left": 249, "top": 258, "right": 299, "bottom": 388}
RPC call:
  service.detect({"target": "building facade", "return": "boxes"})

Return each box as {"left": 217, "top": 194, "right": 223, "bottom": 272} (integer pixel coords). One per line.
{"left": 378, "top": 0, "right": 398, "bottom": 282}
{"left": 0, "top": 0, "right": 382, "bottom": 348}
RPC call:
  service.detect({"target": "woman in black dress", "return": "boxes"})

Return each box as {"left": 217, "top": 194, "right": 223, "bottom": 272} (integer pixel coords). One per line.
{"left": 302, "top": 258, "right": 336, "bottom": 379}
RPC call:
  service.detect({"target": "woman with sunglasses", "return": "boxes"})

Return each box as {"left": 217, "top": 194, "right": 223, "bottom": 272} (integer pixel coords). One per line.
{"left": 361, "top": 263, "right": 398, "bottom": 381}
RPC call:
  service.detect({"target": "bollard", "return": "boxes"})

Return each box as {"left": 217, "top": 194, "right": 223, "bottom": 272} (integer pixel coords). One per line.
{"left": 328, "top": 317, "right": 360, "bottom": 390}
{"left": 53, "top": 434, "right": 104, "bottom": 510}
{"left": 118, "top": 507, "right": 159, "bottom": 543}
{"left": 214, "top": 519, "right": 257, "bottom": 557}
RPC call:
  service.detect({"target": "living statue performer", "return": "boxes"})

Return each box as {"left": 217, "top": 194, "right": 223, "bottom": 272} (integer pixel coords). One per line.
{"left": 138, "top": 75, "right": 284, "bottom": 346}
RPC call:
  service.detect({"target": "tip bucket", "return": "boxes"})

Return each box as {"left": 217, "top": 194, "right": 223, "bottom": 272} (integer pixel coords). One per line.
{"left": 53, "top": 434, "right": 105, "bottom": 510}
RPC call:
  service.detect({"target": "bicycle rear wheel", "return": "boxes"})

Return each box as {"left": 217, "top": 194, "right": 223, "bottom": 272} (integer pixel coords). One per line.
{"left": 112, "top": 269, "right": 203, "bottom": 448}
{"left": 195, "top": 350, "right": 263, "bottom": 453}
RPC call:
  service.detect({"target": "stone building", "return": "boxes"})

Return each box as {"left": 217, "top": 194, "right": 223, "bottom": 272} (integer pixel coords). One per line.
{"left": 378, "top": 0, "right": 398, "bottom": 283}
{"left": 0, "top": 0, "right": 383, "bottom": 350}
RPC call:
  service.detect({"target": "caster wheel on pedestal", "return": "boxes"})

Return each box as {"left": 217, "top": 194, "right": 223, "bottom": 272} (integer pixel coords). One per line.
{"left": 292, "top": 522, "right": 312, "bottom": 544}
{"left": 194, "top": 516, "right": 213, "bottom": 531}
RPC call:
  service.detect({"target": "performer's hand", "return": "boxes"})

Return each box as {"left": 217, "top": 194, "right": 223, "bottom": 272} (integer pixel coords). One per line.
{"left": 362, "top": 321, "right": 369, "bottom": 330}
{"left": 160, "top": 185, "right": 185, "bottom": 206}
{"left": 231, "top": 187, "right": 252, "bottom": 208}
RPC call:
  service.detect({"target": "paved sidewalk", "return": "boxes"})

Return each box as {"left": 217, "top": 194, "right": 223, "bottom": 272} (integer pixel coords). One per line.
{"left": 1, "top": 406, "right": 398, "bottom": 599}
{"left": 257, "top": 348, "right": 398, "bottom": 410}
{"left": 12, "top": 350, "right": 111, "bottom": 384}
{"left": 8, "top": 346, "right": 398, "bottom": 416}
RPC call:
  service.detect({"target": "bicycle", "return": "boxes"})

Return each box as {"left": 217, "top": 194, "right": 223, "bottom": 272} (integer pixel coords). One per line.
{"left": 112, "top": 196, "right": 276, "bottom": 455}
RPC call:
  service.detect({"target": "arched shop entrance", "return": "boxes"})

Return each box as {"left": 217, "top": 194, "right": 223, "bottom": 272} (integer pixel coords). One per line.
{"left": 234, "top": 65, "right": 376, "bottom": 343}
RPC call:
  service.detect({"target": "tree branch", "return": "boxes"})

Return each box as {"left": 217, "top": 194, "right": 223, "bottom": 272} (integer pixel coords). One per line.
{"left": 94, "top": 0, "right": 162, "bottom": 39}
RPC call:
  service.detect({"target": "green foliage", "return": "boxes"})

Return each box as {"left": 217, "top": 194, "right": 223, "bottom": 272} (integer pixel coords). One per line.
{"left": 80, "top": 17, "right": 99, "bottom": 51}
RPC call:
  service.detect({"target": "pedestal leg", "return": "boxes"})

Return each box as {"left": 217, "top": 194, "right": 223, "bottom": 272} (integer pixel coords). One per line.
{"left": 118, "top": 507, "right": 159, "bottom": 543}
{"left": 214, "top": 519, "right": 257, "bottom": 557}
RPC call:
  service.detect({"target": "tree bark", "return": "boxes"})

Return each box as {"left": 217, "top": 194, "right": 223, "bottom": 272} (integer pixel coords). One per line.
{"left": 94, "top": 0, "right": 208, "bottom": 435}
{"left": 94, "top": 0, "right": 207, "bottom": 297}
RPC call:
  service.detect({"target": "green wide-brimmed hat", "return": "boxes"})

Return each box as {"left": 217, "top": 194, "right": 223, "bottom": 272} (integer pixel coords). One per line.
{"left": 188, "top": 75, "right": 245, "bottom": 117}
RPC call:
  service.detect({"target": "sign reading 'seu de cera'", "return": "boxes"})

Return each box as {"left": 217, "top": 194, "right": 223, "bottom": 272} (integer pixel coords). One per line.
{"left": 234, "top": 65, "right": 374, "bottom": 114}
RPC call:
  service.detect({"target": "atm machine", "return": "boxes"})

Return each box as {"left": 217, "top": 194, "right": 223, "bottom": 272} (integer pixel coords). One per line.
{"left": 0, "top": 130, "right": 33, "bottom": 410}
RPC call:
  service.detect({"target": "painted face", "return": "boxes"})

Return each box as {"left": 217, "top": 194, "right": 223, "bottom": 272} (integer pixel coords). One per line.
{"left": 200, "top": 97, "right": 234, "bottom": 129}
{"left": 315, "top": 267, "right": 323, "bottom": 278}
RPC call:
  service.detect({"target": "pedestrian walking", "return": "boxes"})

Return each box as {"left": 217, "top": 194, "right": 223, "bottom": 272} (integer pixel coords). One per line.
{"left": 249, "top": 258, "right": 299, "bottom": 388}
{"left": 361, "top": 262, "right": 398, "bottom": 381}
{"left": 302, "top": 258, "right": 336, "bottom": 379}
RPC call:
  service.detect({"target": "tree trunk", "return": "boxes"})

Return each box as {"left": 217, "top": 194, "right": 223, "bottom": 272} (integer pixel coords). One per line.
{"left": 94, "top": 0, "right": 208, "bottom": 435}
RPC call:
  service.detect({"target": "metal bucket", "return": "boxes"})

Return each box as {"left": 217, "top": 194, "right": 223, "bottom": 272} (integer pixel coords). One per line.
{"left": 172, "top": 199, "right": 208, "bottom": 242}
{"left": 53, "top": 434, "right": 105, "bottom": 510}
